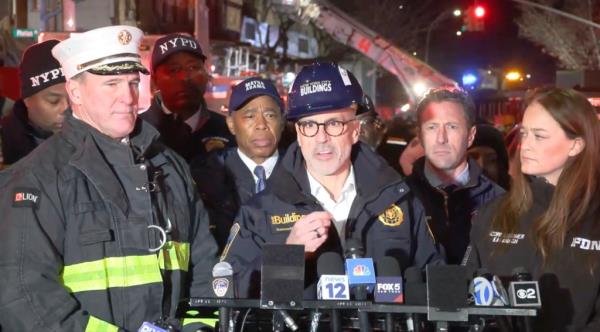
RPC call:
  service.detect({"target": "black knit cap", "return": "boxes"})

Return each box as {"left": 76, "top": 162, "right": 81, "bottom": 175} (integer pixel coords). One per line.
{"left": 19, "top": 39, "right": 65, "bottom": 99}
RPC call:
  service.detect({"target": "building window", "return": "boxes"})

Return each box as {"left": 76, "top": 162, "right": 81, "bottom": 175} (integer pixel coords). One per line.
{"left": 244, "top": 21, "right": 256, "bottom": 41}
{"left": 298, "top": 37, "right": 309, "bottom": 54}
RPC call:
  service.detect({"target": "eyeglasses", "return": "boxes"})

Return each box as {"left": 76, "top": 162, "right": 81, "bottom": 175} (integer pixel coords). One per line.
{"left": 296, "top": 118, "right": 357, "bottom": 137}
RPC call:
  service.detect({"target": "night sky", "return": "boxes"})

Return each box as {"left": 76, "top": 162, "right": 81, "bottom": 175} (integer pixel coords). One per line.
{"left": 428, "top": 0, "right": 557, "bottom": 86}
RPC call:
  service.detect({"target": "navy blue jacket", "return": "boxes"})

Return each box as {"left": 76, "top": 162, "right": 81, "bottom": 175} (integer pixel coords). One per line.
{"left": 0, "top": 99, "right": 53, "bottom": 164}
{"left": 222, "top": 142, "right": 444, "bottom": 299}
{"left": 190, "top": 148, "right": 284, "bottom": 252}
{"left": 406, "top": 157, "right": 505, "bottom": 264}
{"left": 466, "top": 177, "right": 600, "bottom": 332}
{"left": 140, "top": 96, "right": 234, "bottom": 162}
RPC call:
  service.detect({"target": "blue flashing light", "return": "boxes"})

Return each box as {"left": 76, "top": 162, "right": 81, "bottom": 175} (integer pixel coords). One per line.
{"left": 462, "top": 73, "right": 478, "bottom": 86}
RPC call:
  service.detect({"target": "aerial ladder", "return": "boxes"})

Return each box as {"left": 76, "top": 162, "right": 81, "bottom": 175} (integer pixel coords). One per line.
{"left": 285, "top": 0, "right": 457, "bottom": 106}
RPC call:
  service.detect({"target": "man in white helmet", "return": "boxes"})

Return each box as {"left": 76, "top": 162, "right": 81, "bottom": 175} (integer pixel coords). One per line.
{"left": 0, "top": 26, "right": 217, "bottom": 331}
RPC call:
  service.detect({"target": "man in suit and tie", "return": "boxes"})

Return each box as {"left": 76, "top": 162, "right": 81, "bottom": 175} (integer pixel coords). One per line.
{"left": 191, "top": 77, "right": 285, "bottom": 252}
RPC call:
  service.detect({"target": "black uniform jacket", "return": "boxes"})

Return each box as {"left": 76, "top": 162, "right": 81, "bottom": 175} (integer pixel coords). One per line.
{"left": 466, "top": 177, "right": 600, "bottom": 332}
{"left": 222, "top": 142, "right": 444, "bottom": 299}
{"left": 0, "top": 112, "right": 218, "bottom": 331}
{"left": 0, "top": 99, "right": 53, "bottom": 164}
{"left": 407, "top": 157, "right": 505, "bottom": 264}
{"left": 140, "top": 96, "right": 234, "bottom": 162}
{"left": 190, "top": 147, "right": 284, "bottom": 252}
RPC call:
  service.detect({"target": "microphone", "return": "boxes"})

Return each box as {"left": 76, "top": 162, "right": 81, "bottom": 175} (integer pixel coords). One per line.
{"left": 260, "top": 244, "right": 304, "bottom": 332}
{"left": 212, "top": 261, "right": 234, "bottom": 332}
{"left": 404, "top": 266, "right": 425, "bottom": 332}
{"left": 469, "top": 268, "right": 494, "bottom": 306}
{"left": 491, "top": 275, "right": 509, "bottom": 306}
{"left": 509, "top": 267, "right": 539, "bottom": 332}
{"left": 375, "top": 256, "right": 403, "bottom": 332}
{"left": 508, "top": 267, "right": 541, "bottom": 307}
{"left": 344, "top": 238, "right": 374, "bottom": 332}
{"left": 317, "top": 252, "right": 347, "bottom": 332}
{"left": 374, "top": 256, "right": 403, "bottom": 303}
{"left": 317, "top": 252, "right": 350, "bottom": 300}
{"left": 344, "top": 238, "right": 376, "bottom": 297}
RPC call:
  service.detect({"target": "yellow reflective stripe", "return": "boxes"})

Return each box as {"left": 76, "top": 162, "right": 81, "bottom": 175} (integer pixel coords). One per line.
{"left": 182, "top": 318, "right": 218, "bottom": 328}
{"left": 85, "top": 315, "right": 119, "bottom": 332}
{"left": 159, "top": 241, "right": 190, "bottom": 271}
{"left": 61, "top": 255, "right": 162, "bottom": 293}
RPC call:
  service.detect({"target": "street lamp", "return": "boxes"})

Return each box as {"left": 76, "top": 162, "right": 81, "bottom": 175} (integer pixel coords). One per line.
{"left": 425, "top": 8, "right": 461, "bottom": 63}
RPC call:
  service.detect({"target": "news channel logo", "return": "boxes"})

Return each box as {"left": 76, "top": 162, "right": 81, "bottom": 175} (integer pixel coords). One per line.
{"left": 212, "top": 277, "right": 230, "bottom": 297}
{"left": 353, "top": 264, "right": 372, "bottom": 276}
{"left": 473, "top": 278, "right": 494, "bottom": 305}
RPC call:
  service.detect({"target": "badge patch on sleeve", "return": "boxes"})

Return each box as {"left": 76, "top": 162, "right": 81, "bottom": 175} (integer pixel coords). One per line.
{"left": 13, "top": 188, "right": 41, "bottom": 209}
{"left": 378, "top": 204, "right": 403, "bottom": 227}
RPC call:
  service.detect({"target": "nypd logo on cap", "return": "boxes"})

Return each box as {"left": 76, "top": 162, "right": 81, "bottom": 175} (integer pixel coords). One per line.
{"left": 52, "top": 25, "right": 148, "bottom": 79}
{"left": 151, "top": 33, "right": 206, "bottom": 72}
{"left": 228, "top": 77, "right": 283, "bottom": 113}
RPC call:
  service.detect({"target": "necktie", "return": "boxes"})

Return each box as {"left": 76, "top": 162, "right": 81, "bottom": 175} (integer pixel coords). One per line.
{"left": 254, "top": 165, "right": 266, "bottom": 193}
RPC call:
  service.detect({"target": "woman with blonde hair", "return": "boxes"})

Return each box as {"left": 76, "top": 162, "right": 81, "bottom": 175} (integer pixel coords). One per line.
{"left": 465, "top": 88, "right": 600, "bottom": 331}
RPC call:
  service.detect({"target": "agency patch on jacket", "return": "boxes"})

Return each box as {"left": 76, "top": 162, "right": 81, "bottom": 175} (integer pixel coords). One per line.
{"left": 489, "top": 231, "right": 525, "bottom": 245}
{"left": 378, "top": 204, "right": 403, "bottom": 227}
{"left": 269, "top": 212, "right": 304, "bottom": 233}
{"left": 570, "top": 237, "right": 600, "bottom": 251}
{"left": 12, "top": 188, "right": 41, "bottom": 209}
{"left": 202, "top": 137, "right": 228, "bottom": 153}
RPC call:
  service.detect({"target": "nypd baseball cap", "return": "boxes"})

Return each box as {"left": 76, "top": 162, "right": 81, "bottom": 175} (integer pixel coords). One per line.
{"left": 20, "top": 40, "right": 65, "bottom": 98}
{"left": 151, "top": 33, "right": 207, "bottom": 72}
{"left": 229, "top": 77, "right": 284, "bottom": 113}
{"left": 52, "top": 25, "right": 149, "bottom": 79}
{"left": 287, "top": 62, "right": 364, "bottom": 120}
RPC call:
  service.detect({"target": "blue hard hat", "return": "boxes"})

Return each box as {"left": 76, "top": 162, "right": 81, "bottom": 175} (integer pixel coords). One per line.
{"left": 287, "top": 62, "right": 364, "bottom": 120}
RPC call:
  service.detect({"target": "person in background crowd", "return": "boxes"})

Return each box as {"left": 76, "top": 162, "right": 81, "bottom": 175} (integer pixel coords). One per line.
{"left": 0, "top": 26, "right": 217, "bottom": 332}
{"left": 0, "top": 40, "right": 68, "bottom": 165}
{"left": 223, "top": 62, "right": 443, "bottom": 298}
{"left": 356, "top": 94, "right": 387, "bottom": 151}
{"left": 191, "top": 77, "right": 286, "bottom": 252}
{"left": 465, "top": 87, "right": 600, "bottom": 331}
{"left": 406, "top": 86, "right": 505, "bottom": 264}
{"left": 398, "top": 136, "right": 425, "bottom": 176}
{"left": 140, "top": 33, "right": 234, "bottom": 162}
{"left": 468, "top": 123, "right": 511, "bottom": 190}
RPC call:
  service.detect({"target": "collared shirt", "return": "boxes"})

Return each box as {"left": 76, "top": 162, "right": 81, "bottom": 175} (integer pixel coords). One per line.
{"left": 307, "top": 166, "right": 357, "bottom": 242}
{"left": 237, "top": 149, "right": 279, "bottom": 184}
{"left": 159, "top": 98, "right": 203, "bottom": 133}
{"left": 424, "top": 160, "right": 470, "bottom": 189}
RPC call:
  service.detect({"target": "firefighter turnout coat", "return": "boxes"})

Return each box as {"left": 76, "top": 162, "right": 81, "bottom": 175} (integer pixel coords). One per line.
{"left": 0, "top": 113, "right": 218, "bottom": 331}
